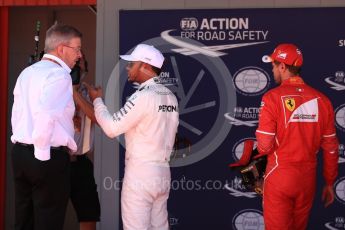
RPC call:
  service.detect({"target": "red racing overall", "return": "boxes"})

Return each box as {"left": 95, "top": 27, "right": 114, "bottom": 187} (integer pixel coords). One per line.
{"left": 256, "top": 76, "right": 339, "bottom": 230}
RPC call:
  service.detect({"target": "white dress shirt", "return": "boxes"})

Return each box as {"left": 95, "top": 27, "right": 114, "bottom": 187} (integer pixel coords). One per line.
{"left": 11, "top": 54, "right": 77, "bottom": 161}
{"left": 93, "top": 77, "right": 179, "bottom": 164}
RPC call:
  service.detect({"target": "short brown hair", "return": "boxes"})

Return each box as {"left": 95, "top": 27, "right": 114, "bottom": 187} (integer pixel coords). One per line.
{"left": 274, "top": 60, "right": 301, "bottom": 75}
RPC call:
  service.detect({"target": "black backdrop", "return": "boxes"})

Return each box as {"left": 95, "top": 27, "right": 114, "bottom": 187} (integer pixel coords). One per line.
{"left": 117, "top": 8, "right": 345, "bottom": 229}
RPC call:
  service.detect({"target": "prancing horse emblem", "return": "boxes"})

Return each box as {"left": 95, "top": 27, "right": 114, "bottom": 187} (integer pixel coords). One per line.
{"left": 285, "top": 98, "right": 295, "bottom": 111}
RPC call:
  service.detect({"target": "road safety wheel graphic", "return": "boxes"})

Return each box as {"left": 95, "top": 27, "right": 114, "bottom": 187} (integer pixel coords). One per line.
{"left": 106, "top": 36, "right": 236, "bottom": 167}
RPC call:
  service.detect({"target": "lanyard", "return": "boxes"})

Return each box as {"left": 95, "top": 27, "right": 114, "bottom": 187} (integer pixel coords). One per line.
{"left": 42, "top": 57, "right": 62, "bottom": 67}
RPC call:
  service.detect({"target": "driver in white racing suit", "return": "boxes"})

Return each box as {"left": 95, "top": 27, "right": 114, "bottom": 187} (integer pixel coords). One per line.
{"left": 87, "top": 44, "right": 179, "bottom": 230}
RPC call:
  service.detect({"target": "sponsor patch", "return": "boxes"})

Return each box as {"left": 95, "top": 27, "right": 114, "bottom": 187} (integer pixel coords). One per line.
{"left": 277, "top": 52, "right": 287, "bottom": 59}
{"left": 284, "top": 97, "right": 318, "bottom": 124}
{"left": 284, "top": 98, "right": 295, "bottom": 111}
{"left": 158, "top": 105, "right": 178, "bottom": 112}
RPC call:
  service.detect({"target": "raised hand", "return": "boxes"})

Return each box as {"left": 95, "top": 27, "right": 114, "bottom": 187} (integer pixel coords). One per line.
{"left": 83, "top": 82, "right": 103, "bottom": 102}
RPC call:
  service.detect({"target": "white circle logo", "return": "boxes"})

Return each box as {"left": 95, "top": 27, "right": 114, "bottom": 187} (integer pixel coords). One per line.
{"left": 232, "top": 209, "right": 265, "bottom": 230}
{"left": 335, "top": 177, "right": 345, "bottom": 204}
{"left": 106, "top": 36, "right": 236, "bottom": 167}
{"left": 234, "top": 67, "right": 270, "bottom": 96}
{"left": 335, "top": 104, "right": 345, "bottom": 132}
{"left": 232, "top": 137, "right": 257, "bottom": 161}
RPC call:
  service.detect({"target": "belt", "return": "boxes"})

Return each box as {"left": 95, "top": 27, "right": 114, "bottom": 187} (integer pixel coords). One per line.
{"left": 15, "top": 142, "right": 69, "bottom": 153}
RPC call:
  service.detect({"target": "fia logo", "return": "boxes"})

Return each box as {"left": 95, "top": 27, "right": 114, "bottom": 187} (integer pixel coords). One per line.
{"left": 334, "top": 176, "right": 345, "bottom": 205}
{"left": 325, "top": 216, "right": 345, "bottom": 229}
{"left": 233, "top": 66, "right": 270, "bottom": 96}
{"left": 335, "top": 104, "right": 345, "bottom": 132}
{"left": 232, "top": 138, "right": 257, "bottom": 161}
{"left": 224, "top": 176, "right": 257, "bottom": 198}
{"left": 180, "top": 18, "right": 198, "bottom": 31}
{"left": 324, "top": 71, "right": 345, "bottom": 91}
{"left": 339, "top": 144, "right": 345, "bottom": 164}
{"left": 232, "top": 209, "right": 265, "bottom": 230}
{"left": 224, "top": 106, "right": 259, "bottom": 127}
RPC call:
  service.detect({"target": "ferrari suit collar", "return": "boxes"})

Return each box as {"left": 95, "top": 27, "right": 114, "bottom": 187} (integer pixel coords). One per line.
{"left": 282, "top": 76, "right": 304, "bottom": 86}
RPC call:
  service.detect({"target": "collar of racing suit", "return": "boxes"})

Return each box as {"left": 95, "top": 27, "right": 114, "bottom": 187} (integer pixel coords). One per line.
{"left": 138, "top": 76, "right": 159, "bottom": 91}
{"left": 281, "top": 75, "right": 304, "bottom": 86}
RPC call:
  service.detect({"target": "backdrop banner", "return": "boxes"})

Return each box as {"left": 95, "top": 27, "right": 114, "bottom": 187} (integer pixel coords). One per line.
{"left": 114, "top": 8, "right": 345, "bottom": 229}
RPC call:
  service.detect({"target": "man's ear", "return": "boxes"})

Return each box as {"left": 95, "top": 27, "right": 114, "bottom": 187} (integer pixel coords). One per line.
{"left": 280, "top": 62, "right": 286, "bottom": 71}
{"left": 56, "top": 45, "right": 64, "bottom": 56}
{"left": 138, "top": 63, "right": 148, "bottom": 74}
{"left": 140, "top": 63, "right": 153, "bottom": 73}
{"left": 139, "top": 62, "right": 146, "bottom": 70}
{"left": 140, "top": 62, "right": 150, "bottom": 70}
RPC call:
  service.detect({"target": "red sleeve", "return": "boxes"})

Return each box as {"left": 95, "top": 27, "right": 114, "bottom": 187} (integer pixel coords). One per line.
{"left": 255, "top": 92, "right": 277, "bottom": 155}
{"left": 321, "top": 98, "right": 339, "bottom": 185}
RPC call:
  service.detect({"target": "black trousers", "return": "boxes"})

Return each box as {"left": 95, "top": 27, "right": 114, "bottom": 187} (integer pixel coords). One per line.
{"left": 11, "top": 144, "right": 70, "bottom": 230}
{"left": 70, "top": 154, "right": 100, "bottom": 222}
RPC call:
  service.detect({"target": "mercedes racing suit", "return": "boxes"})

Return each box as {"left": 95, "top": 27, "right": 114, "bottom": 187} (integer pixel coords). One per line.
{"left": 255, "top": 76, "right": 339, "bottom": 230}
{"left": 93, "top": 77, "right": 179, "bottom": 230}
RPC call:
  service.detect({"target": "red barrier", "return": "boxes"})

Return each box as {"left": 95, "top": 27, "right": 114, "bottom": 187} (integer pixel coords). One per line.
{"left": 0, "top": 0, "right": 95, "bottom": 6}
{"left": 0, "top": 6, "right": 8, "bottom": 230}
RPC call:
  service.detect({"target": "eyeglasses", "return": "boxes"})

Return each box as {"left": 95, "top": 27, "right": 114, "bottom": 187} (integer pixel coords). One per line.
{"left": 128, "top": 61, "right": 141, "bottom": 67}
{"left": 63, "top": 45, "right": 82, "bottom": 53}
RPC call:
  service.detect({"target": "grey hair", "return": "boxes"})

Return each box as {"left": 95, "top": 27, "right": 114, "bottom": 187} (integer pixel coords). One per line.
{"left": 44, "top": 24, "right": 82, "bottom": 52}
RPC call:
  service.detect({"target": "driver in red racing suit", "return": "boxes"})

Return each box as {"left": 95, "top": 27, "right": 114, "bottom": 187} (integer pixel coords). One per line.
{"left": 256, "top": 43, "right": 339, "bottom": 230}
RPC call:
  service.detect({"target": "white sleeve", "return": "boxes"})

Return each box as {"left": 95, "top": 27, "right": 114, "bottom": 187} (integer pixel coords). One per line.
{"left": 32, "top": 73, "right": 73, "bottom": 161}
{"left": 93, "top": 92, "right": 148, "bottom": 138}
{"left": 11, "top": 82, "right": 22, "bottom": 136}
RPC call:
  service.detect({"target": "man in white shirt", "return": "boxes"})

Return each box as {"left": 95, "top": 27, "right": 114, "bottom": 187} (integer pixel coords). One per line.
{"left": 87, "top": 44, "right": 179, "bottom": 230}
{"left": 11, "top": 24, "right": 82, "bottom": 230}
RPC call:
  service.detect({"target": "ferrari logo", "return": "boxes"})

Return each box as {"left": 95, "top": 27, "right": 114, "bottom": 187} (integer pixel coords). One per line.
{"left": 285, "top": 98, "right": 295, "bottom": 111}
